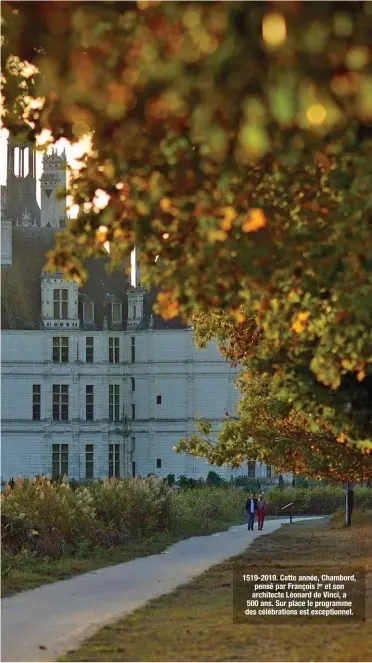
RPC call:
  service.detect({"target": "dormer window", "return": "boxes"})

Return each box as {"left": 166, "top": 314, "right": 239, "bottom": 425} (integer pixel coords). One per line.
{"left": 53, "top": 289, "right": 68, "bottom": 319}
{"left": 83, "top": 299, "right": 94, "bottom": 323}
{"left": 41, "top": 274, "right": 79, "bottom": 329}
{"left": 112, "top": 302, "right": 122, "bottom": 323}
{"left": 126, "top": 285, "right": 145, "bottom": 330}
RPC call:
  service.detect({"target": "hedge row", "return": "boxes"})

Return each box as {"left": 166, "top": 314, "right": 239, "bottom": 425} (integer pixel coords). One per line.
{"left": 266, "top": 486, "right": 372, "bottom": 515}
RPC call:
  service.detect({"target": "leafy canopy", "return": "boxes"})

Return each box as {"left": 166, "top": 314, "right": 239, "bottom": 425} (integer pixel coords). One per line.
{"left": 178, "top": 312, "right": 372, "bottom": 479}
{"left": 3, "top": 1, "right": 372, "bottom": 455}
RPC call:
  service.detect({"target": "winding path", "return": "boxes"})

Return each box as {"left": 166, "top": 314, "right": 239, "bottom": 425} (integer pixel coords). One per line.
{"left": 1, "top": 517, "right": 321, "bottom": 662}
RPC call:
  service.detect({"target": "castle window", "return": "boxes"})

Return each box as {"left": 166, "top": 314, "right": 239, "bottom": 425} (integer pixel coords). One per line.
{"left": 109, "top": 385, "right": 120, "bottom": 421}
{"left": 33, "top": 385, "right": 41, "bottom": 421}
{"left": 131, "top": 377, "right": 135, "bottom": 392}
{"left": 53, "top": 385, "right": 69, "bottom": 421}
{"left": 156, "top": 395, "right": 162, "bottom": 405}
{"left": 83, "top": 299, "right": 94, "bottom": 322}
{"left": 86, "top": 337, "right": 94, "bottom": 363}
{"left": 109, "top": 337, "right": 120, "bottom": 363}
{"left": 112, "top": 302, "right": 122, "bottom": 323}
{"left": 52, "top": 443, "right": 69, "bottom": 478}
{"left": 131, "top": 337, "right": 135, "bottom": 363}
{"left": 53, "top": 337, "right": 69, "bottom": 363}
{"left": 133, "top": 305, "right": 137, "bottom": 319}
{"left": 85, "top": 444, "right": 94, "bottom": 479}
{"left": 109, "top": 443, "right": 120, "bottom": 477}
{"left": 86, "top": 385, "right": 94, "bottom": 421}
{"left": 247, "top": 461, "right": 256, "bottom": 478}
{"left": 132, "top": 403, "right": 136, "bottom": 420}
{"left": 156, "top": 458, "right": 162, "bottom": 469}
{"left": 53, "top": 289, "right": 68, "bottom": 319}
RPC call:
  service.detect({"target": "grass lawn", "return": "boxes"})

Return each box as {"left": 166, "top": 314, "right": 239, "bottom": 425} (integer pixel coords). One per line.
{"left": 1, "top": 516, "right": 245, "bottom": 598}
{"left": 62, "top": 513, "right": 372, "bottom": 662}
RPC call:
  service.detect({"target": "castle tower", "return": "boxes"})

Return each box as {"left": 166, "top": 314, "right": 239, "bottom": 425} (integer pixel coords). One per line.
{"left": 40, "top": 148, "right": 67, "bottom": 228}
{"left": 6, "top": 141, "right": 40, "bottom": 224}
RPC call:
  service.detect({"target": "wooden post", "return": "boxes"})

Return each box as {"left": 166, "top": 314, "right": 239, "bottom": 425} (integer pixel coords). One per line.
{"left": 345, "top": 481, "right": 350, "bottom": 527}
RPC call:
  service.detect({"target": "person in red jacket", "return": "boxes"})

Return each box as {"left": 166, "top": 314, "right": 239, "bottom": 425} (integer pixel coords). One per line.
{"left": 256, "top": 494, "right": 268, "bottom": 531}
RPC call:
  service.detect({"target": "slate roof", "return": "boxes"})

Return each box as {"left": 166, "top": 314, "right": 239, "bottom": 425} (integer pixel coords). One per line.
{"left": 1, "top": 227, "right": 187, "bottom": 331}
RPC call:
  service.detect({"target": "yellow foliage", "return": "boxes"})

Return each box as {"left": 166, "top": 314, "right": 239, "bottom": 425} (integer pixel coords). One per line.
{"left": 241, "top": 208, "right": 267, "bottom": 233}
{"left": 207, "top": 229, "right": 228, "bottom": 243}
{"left": 262, "top": 13, "right": 287, "bottom": 48}
{"left": 220, "top": 206, "right": 237, "bottom": 231}
{"left": 291, "top": 311, "right": 310, "bottom": 333}
{"left": 306, "top": 104, "right": 327, "bottom": 126}
{"left": 298, "top": 311, "right": 310, "bottom": 322}
{"left": 136, "top": 201, "right": 150, "bottom": 215}
{"left": 160, "top": 197, "right": 173, "bottom": 212}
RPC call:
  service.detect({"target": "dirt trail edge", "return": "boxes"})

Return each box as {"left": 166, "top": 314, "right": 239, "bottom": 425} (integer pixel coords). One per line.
{"left": 1, "top": 517, "right": 322, "bottom": 662}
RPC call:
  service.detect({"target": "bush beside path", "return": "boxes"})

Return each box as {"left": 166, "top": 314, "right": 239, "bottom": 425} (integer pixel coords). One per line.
{"left": 1, "top": 477, "right": 246, "bottom": 596}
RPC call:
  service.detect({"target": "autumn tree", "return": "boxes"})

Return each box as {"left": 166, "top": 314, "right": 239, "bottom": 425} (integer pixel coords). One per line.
{"left": 177, "top": 315, "right": 372, "bottom": 482}
{"left": 2, "top": 1, "right": 372, "bottom": 453}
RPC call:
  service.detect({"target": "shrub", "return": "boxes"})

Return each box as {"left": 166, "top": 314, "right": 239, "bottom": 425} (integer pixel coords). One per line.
{"left": 165, "top": 473, "right": 176, "bottom": 487}
{"left": 88, "top": 477, "right": 174, "bottom": 543}
{"left": 330, "top": 507, "right": 372, "bottom": 529}
{"left": 1, "top": 476, "right": 245, "bottom": 558}
{"left": 172, "top": 486, "right": 243, "bottom": 531}
{"left": 206, "top": 471, "right": 228, "bottom": 488}
{"left": 267, "top": 486, "right": 372, "bottom": 515}
{"left": 1, "top": 476, "right": 97, "bottom": 556}
{"left": 232, "top": 476, "right": 262, "bottom": 493}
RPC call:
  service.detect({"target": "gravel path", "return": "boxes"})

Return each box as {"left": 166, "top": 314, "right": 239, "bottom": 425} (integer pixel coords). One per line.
{"left": 1, "top": 517, "right": 321, "bottom": 662}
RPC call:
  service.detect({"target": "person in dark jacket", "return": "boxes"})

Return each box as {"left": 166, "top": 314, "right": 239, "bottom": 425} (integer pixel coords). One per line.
{"left": 245, "top": 494, "right": 258, "bottom": 530}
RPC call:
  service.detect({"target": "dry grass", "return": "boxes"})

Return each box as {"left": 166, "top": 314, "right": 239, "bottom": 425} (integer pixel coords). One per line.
{"left": 62, "top": 514, "right": 372, "bottom": 662}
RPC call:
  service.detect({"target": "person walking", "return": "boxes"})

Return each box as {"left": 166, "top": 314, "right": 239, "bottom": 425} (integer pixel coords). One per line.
{"left": 245, "top": 493, "right": 258, "bottom": 530}
{"left": 256, "top": 494, "right": 268, "bottom": 531}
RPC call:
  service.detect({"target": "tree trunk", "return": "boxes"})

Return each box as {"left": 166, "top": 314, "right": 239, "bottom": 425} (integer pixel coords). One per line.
{"left": 345, "top": 481, "right": 355, "bottom": 527}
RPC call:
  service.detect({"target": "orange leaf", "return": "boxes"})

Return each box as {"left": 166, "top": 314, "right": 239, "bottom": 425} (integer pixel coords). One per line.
{"left": 242, "top": 208, "right": 267, "bottom": 233}
{"left": 232, "top": 310, "right": 246, "bottom": 324}
{"left": 157, "top": 290, "right": 180, "bottom": 320}
{"left": 291, "top": 320, "right": 305, "bottom": 334}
